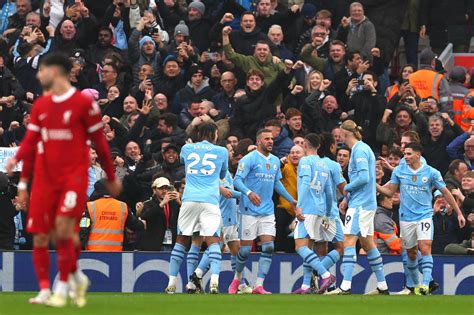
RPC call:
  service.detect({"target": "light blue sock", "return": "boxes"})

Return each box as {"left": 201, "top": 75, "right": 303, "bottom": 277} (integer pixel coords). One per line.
{"left": 197, "top": 247, "right": 210, "bottom": 274}
{"left": 296, "top": 246, "right": 328, "bottom": 276}
{"left": 402, "top": 249, "right": 414, "bottom": 288}
{"left": 418, "top": 251, "right": 433, "bottom": 282}
{"left": 342, "top": 247, "right": 356, "bottom": 283}
{"left": 407, "top": 256, "right": 419, "bottom": 287}
{"left": 321, "top": 249, "right": 341, "bottom": 270}
{"left": 231, "top": 255, "right": 237, "bottom": 273}
{"left": 208, "top": 243, "right": 222, "bottom": 276}
{"left": 302, "top": 263, "right": 312, "bottom": 287}
{"left": 170, "top": 243, "right": 187, "bottom": 277}
{"left": 187, "top": 244, "right": 200, "bottom": 278}
{"left": 236, "top": 245, "right": 251, "bottom": 274}
{"left": 421, "top": 255, "right": 433, "bottom": 287}
{"left": 367, "top": 248, "right": 386, "bottom": 283}
{"left": 257, "top": 242, "right": 274, "bottom": 280}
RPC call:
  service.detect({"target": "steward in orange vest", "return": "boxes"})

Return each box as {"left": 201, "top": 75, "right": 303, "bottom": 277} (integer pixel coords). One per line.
{"left": 449, "top": 67, "right": 471, "bottom": 126}
{"left": 374, "top": 195, "right": 401, "bottom": 255}
{"left": 80, "top": 179, "right": 145, "bottom": 251}
{"left": 409, "top": 48, "right": 451, "bottom": 113}
{"left": 385, "top": 64, "right": 416, "bottom": 102}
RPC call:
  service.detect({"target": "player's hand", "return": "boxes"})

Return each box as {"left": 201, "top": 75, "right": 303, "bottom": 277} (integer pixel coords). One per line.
{"left": 339, "top": 199, "right": 348, "bottom": 215}
{"left": 220, "top": 187, "right": 233, "bottom": 199}
{"left": 295, "top": 207, "right": 305, "bottom": 221}
{"left": 322, "top": 217, "right": 330, "bottom": 230}
{"left": 248, "top": 192, "right": 261, "bottom": 206}
{"left": 458, "top": 214, "right": 466, "bottom": 228}
{"left": 17, "top": 188, "right": 29, "bottom": 208}
{"left": 5, "top": 157, "right": 18, "bottom": 176}
{"left": 106, "top": 179, "right": 123, "bottom": 197}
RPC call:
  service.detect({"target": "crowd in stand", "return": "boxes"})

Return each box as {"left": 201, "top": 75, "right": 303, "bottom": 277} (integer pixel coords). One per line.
{"left": 0, "top": 0, "right": 473, "bottom": 256}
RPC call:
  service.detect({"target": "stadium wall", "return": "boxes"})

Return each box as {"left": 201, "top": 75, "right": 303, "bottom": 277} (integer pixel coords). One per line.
{"left": 0, "top": 252, "right": 472, "bottom": 295}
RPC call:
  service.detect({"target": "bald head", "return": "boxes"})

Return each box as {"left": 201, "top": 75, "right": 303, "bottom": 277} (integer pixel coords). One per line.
{"left": 289, "top": 145, "right": 304, "bottom": 165}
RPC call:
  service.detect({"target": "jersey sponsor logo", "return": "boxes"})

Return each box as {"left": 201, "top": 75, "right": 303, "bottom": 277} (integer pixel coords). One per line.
{"left": 356, "top": 157, "right": 367, "bottom": 163}
{"left": 41, "top": 128, "right": 73, "bottom": 141}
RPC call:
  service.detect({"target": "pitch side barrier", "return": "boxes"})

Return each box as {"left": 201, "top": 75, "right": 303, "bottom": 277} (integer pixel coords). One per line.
{"left": 1, "top": 251, "right": 472, "bottom": 294}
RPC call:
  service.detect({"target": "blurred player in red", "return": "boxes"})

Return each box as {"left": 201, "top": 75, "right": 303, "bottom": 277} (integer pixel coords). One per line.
{"left": 6, "top": 53, "right": 121, "bottom": 307}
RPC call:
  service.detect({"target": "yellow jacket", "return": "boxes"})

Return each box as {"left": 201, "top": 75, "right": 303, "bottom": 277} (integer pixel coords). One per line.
{"left": 277, "top": 156, "right": 298, "bottom": 216}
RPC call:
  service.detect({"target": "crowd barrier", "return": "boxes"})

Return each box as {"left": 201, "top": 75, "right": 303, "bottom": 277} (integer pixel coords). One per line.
{"left": 1, "top": 251, "right": 472, "bottom": 294}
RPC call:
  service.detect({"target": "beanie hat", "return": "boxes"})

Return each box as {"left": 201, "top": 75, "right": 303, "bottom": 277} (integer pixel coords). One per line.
{"left": 188, "top": 63, "right": 204, "bottom": 78}
{"left": 449, "top": 66, "right": 467, "bottom": 83}
{"left": 174, "top": 20, "right": 189, "bottom": 37}
{"left": 419, "top": 48, "right": 436, "bottom": 66}
{"left": 139, "top": 36, "right": 156, "bottom": 49}
{"left": 188, "top": 1, "right": 205, "bottom": 16}
{"left": 301, "top": 3, "right": 317, "bottom": 19}
{"left": 162, "top": 54, "right": 178, "bottom": 67}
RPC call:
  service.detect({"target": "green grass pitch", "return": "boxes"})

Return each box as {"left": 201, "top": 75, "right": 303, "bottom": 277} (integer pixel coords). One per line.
{"left": 0, "top": 293, "right": 473, "bottom": 315}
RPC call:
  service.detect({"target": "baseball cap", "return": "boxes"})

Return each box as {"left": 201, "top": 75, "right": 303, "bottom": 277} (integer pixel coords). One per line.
{"left": 152, "top": 177, "right": 171, "bottom": 189}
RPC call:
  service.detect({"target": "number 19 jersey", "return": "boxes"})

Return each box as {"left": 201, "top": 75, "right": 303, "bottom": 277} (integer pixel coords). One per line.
{"left": 180, "top": 140, "right": 228, "bottom": 205}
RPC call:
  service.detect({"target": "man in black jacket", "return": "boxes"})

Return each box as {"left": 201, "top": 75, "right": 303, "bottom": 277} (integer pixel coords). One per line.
{"left": 0, "top": 173, "right": 16, "bottom": 250}
{"left": 137, "top": 177, "right": 180, "bottom": 251}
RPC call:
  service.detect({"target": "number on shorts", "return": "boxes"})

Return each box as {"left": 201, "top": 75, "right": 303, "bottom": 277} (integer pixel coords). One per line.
{"left": 187, "top": 153, "right": 217, "bottom": 175}
{"left": 345, "top": 215, "right": 352, "bottom": 226}
{"left": 64, "top": 191, "right": 77, "bottom": 209}
{"left": 420, "top": 221, "right": 431, "bottom": 232}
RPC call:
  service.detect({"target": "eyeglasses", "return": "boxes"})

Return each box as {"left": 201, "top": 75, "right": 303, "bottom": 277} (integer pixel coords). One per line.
{"left": 465, "top": 146, "right": 474, "bottom": 151}
{"left": 101, "top": 70, "right": 115, "bottom": 74}
{"left": 312, "top": 32, "right": 327, "bottom": 37}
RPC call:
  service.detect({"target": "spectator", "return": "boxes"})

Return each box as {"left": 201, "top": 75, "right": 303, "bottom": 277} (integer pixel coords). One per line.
{"left": 445, "top": 160, "right": 469, "bottom": 191}
{"left": 137, "top": 177, "right": 181, "bottom": 251}
{"left": 336, "top": 2, "right": 376, "bottom": 60}
{"left": 148, "top": 112, "right": 187, "bottom": 150}
{"left": 298, "top": 25, "right": 329, "bottom": 73}
{"left": 222, "top": 25, "right": 284, "bottom": 86}
{"left": 275, "top": 145, "right": 303, "bottom": 252}
{"left": 186, "top": 1, "right": 211, "bottom": 54}
{"left": 444, "top": 213, "right": 474, "bottom": 255}
{"left": 87, "top": 146, "right": 105, "bottom": 197}
{"left": 211, "top": 71, "right": 238, "bottom": 120}
{"left": 267, "top": 24, "right": 294, "bottom": 61}
{"left": 81, "top": 179, "right": 145, "bottom": 251}
{"left": 254, "top": 0, "right": 299, "bottom": 35}
{"left": 303, "top": 88, "right": 343, "bottom": 134}
{"left": 290, "top": 3, "right": 317, "bottom": 53}
{"left": 155, "top": 144, "right": 185, "bottom": 183}
{"left": 336, "top": 146, "right": 351, "bottom": 182}
{"left": 447, "top": 132, "right": 474, "bottom": 169}
{"left": 3, "top": 0, "right": 31, "bottom": 41}
{"left": 284, "top": 107, "right": 305, "bottom": 139}
{"left": 154, "top": 55, "right": 187, "bottom": 102}
{"left": 409, "top": 48, "right": 451, "bottom": 114}
{"left": 377, "top": 106, "right": 424, "bottom": 150}
{"left": 449, "top": 67, "right": 470, "bottom": 126}
{"left": 398, "top": 0, "right": 427, "bottom": 65}
{"left": 172, "top": 64, "right": 216, "bottom": 113}
{"left": 179, "top": 99, "right": 201, "bottom": 130}
{"left": 452, "top": 171, "right": 474, "bottom": 217}
{"left": 385, "top": 64, "right": 416, "bottom": 102}
{"left": 422, "top": 113, "right": 463, "bottom": 175}
{"left": 264, "top": 119, "right": 293, "bottom": 159}
{"left": 86, "top": 26, "right": 122, "bottom": 66}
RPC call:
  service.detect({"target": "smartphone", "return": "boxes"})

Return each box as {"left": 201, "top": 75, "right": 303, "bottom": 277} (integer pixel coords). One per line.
{"left": 146, "top": 75, "right": 153, "bottom": 82}
{"left": 167, "top": 185, "right": 175, "bottom": 192}
{"left": 357, "top": 79, "right": 364, "bottom": 86}
{"left": 208, "top": 52, "right": 218, "bottom": 61}
{"left": 151, "top": 28, "right": 159, "bottom": 35}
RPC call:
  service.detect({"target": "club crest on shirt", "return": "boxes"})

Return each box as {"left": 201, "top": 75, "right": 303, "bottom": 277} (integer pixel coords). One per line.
{"left": 422, "top": 176, "right": 428, "bottom": 183}
{"left": 62, "top": 110, "right": 72, "bottom": 125}
{"left": 412, "top": 175, "right": 417, "bottom": 182}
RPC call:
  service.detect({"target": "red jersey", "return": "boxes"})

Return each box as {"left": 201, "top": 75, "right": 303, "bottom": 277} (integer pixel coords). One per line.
{"left": 16, "top": 88, "right": 115, "bottom": 186}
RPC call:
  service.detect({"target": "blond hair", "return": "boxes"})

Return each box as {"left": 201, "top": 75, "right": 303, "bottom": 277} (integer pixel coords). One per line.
{"left": 340, "top": 120, "right": 363, "bottom": 140}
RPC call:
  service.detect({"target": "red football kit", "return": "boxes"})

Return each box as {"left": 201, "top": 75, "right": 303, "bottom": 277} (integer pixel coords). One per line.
{"left": 15, "top": 88, "right": 115, "bottom": 234}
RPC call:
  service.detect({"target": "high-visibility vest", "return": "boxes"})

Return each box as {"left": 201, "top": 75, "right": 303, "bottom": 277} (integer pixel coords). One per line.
{"left": 385, "top": 84, "right": 399, "bottom": 101}
{"left": 452, "top": 91, "right": 469, "bottom": 126}
{"left": 86, "top": 198, "right": 128, "bottom": 252}
{"left": 409, "top": 69, "right": 443, "bottom": 100}
{"left": 374, "top": 224, "right": 401, "bottom": 255}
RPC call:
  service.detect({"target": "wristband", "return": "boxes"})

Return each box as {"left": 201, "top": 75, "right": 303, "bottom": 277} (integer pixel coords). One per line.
{"left": 18, "top": 181, "right": 27, "bottom": 190}
{"left": 246, "top": 190, "right": 252, "bottom": 196}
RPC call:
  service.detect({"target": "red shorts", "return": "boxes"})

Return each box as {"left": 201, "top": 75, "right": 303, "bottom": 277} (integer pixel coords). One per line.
{"left": 26, "top": 179, "right": 88, "bottom": 234}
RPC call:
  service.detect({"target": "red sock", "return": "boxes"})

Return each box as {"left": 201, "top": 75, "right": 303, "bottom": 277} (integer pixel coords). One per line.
{"left": 32, "top": 247, "right": 50, "bottom": 290}
{"left": 56, "top": 239, "right": 74, "bottom": 282}
{"left": 70, "top": 245, "right": 81, "bottom": 273}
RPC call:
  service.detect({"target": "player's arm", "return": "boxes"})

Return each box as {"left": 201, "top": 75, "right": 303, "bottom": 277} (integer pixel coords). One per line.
{"left": 234, "top": 158, "right": 260, "bottom": 206}
{"left": 376, "top": 183, "right": 398, "bottom": 197}
{"left": 439, "top": 187, "right": 466, "bottom": 228}
{"left": 220, "top": 149, "right": 228, "bottom": 180}
{"left": 343, "top": 150, "right": 369, "bottom": 193}
{"left": 274, "top": 180, "right": 295, "bottom": 204}
{"left": 324, "top": 179, "right": 333, "bottom": 218}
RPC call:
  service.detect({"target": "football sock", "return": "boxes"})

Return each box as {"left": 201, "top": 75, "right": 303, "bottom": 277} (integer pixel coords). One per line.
{"left": 208, "top": 243, "right": 222, "bottom": 285}
{"left": 421, "top": 255, "right": 433, "bottom": 287}
{"left": 341, "top": 246, "right": 356, "bottom": 290}
{"left": 321, "top": 249, "right": 341, "bottom": 270}
{"left": 367, "top": 248, "right": 388, "bottom": 290}
{"left": 407, "top": 256, "right": 420, "bottom": 287}
{"left": 296, "top": 246, "right": 329, "bottom": 279}
{"left": 235, "top": 245, "right": 251, "bottom": 280}
{"left": 56, "top": 239, "right": 74, "bottom": 283}
{"left": 401, "top": 249, "right": 414, "bottom": 288}
{"left": 32, "top": 246, "right": 50, "bottom": 290}
{"left": 302, "top": 263, "right": 312, "bottom": 289}
{"left": 169, "top": 243, "right": 186, "bottom": 286}
{"left": 256, "top": 241, "right": 274, "bottom": 286}
{"left": 186, "top": 244, "right": 200, "bottom": 279}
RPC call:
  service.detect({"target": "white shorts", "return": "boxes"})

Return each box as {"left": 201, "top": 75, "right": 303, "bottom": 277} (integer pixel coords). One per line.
{"left": 240, "top": 214, "right": 275, "bottom": 241}
{"left": 177, "top": 202, "right": 221, "bottom": 237}
{"left": 222, "top": 225, "right": 239, "bottom": 244}
{"left": 343, "top": 207, "right": 375, "bottom": 237}
{"left": 400, "top": 218, "right": 433, "bottom": 249}
{"left": 293, "top": 214, "right": 335, "bottom": 241}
